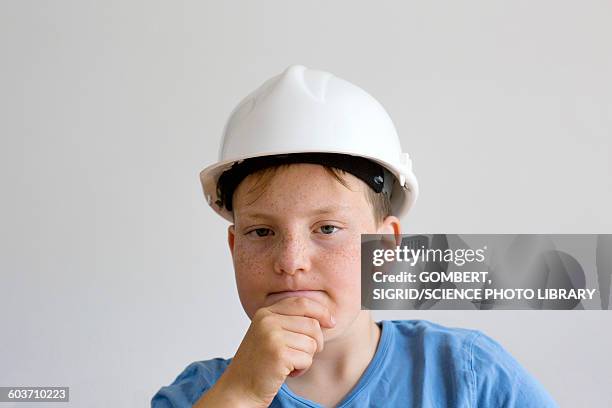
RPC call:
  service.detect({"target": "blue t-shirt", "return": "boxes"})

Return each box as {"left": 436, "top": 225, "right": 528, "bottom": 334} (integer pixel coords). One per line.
{"left": 151, "top": 319, "right": 558, "bottom": 407}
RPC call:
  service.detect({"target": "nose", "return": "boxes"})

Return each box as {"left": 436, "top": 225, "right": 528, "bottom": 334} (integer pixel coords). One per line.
{"left": 273, "top": 232, "right": 311, "bottom": 276}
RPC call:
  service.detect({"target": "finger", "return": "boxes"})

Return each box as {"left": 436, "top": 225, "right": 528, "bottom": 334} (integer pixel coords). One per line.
{"left": 288, "top": 368, "right": 306, "bottom": 378}
{"left": 284, "top": 348, "right": 314, "bottom": 376}
{"left": 282, "top": 330, "right": 319, "bottom": 355}
{"left": 277, "top": 315, "right": 324, "bottom": 352}
{"left": 268, "top": 297, "right": 335, "bottom": 328}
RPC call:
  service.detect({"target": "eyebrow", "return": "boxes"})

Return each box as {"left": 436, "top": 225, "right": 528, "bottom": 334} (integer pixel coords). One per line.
{"left": 237, "top": 205, "right": 353, "bottom": 220}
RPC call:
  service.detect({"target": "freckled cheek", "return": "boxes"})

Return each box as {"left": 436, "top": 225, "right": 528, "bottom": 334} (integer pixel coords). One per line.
{"left": 319, "top": 241, "right": 363, "bottom": 312}
{"left": 232, "top": 241, "right": 271, "bottom": 317}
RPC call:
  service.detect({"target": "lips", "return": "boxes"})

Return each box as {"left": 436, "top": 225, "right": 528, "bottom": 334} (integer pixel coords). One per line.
{"left": 266, "top": 290, "right": 325, "bottom": 305}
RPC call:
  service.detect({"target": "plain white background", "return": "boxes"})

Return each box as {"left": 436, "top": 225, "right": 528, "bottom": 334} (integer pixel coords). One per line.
{"left": 1, "top": 1, "right": 611, "bottom": 406}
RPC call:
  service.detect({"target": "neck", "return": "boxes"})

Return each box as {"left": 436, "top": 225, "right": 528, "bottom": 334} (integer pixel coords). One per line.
{"left": 286, "top": 311, "right": 381, "bottom": 388}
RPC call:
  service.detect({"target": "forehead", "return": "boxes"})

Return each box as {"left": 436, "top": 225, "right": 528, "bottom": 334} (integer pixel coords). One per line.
{"left": 233, "top": 163, "right": 371, "bottom": 220}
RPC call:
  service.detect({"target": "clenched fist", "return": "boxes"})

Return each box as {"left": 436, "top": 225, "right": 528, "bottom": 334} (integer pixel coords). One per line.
{"left": 194, "top": 296, "right": 336, "bottom": 408}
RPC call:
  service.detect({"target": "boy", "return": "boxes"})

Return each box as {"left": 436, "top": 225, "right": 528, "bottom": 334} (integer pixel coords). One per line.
{"left": 152, "top": 65, "right": 558, "bottom": 407}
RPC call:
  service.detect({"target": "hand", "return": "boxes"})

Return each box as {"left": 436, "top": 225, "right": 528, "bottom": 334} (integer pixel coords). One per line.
{"left": 220, "top": 296, "right": 336, "bottom": 407}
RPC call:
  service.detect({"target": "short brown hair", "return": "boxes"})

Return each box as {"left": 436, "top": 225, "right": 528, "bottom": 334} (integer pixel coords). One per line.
{"left": 231, "top": 164, "right": 392, "bottom": 226}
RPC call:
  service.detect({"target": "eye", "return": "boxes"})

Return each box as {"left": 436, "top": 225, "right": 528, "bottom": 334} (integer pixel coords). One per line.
{"left": 317, "top": 225, "right": 340, "bottom": 235}
{"left": 246, "top": 227, "right": 274, "bottom": 237}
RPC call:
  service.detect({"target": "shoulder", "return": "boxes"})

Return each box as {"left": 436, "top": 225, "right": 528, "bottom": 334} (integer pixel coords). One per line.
{"left": 381, "top": 320, "right": 558, "bottom": 407}
{"left": 151, "top": 358, "right": 232, "bottom": 408}
{"left": 470, "top": 331, "right": 559, "bottom": 407}
{"left": 383, "top": 319, "right": 483, "bottom": 376}
{"left": 385, "top": 319, "right": 477, "bottom": 338}
{"left": 383, "top": 319, "right": 480, "bottom": 353}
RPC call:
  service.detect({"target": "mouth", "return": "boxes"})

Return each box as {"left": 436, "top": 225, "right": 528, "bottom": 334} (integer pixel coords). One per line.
{"left": 266, "top": 290, "right": 326, "bottom": 305}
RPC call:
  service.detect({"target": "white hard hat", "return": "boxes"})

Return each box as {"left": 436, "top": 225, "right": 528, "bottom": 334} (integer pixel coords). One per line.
{"left": 199, "top": 64, "right": 419, "bottom": 222}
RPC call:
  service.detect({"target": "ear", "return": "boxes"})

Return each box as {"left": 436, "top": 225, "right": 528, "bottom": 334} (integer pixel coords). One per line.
{"left": 228, "top": 225, "right": 236, "bottom": 256}
{"left": 376, "top": 215, "right": 402, "bottom": 247}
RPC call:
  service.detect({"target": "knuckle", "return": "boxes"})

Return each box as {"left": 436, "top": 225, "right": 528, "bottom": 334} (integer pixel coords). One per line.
{"left": 295, "top": 297, "right": 309, "bottom": 308}
{"left": 310, "top": 318, "right": 320, "bottom": 331}
{"left": 266, "top": 330, "right": 281, "bottom": 347}
{"left": 282, "top": 349, "right": 296, "bottom": 365}
{"left": 308, "top": 337, "right": 318, "bottom": 353}
{"left": 258, "top": 313, "right": 276, "bottom": 329}
{"left": 272, "top": 346, "right": 287, "bottom": 362}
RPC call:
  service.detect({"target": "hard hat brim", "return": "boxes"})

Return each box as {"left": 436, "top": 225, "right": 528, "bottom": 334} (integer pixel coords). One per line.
{"left": 199, "top": 149, "right": 418, "bottom": 223}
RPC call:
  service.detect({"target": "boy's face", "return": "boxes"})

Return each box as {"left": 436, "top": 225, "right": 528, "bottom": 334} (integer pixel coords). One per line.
{"left": 227, "top": 163, "right": 399, "bottom": 341}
